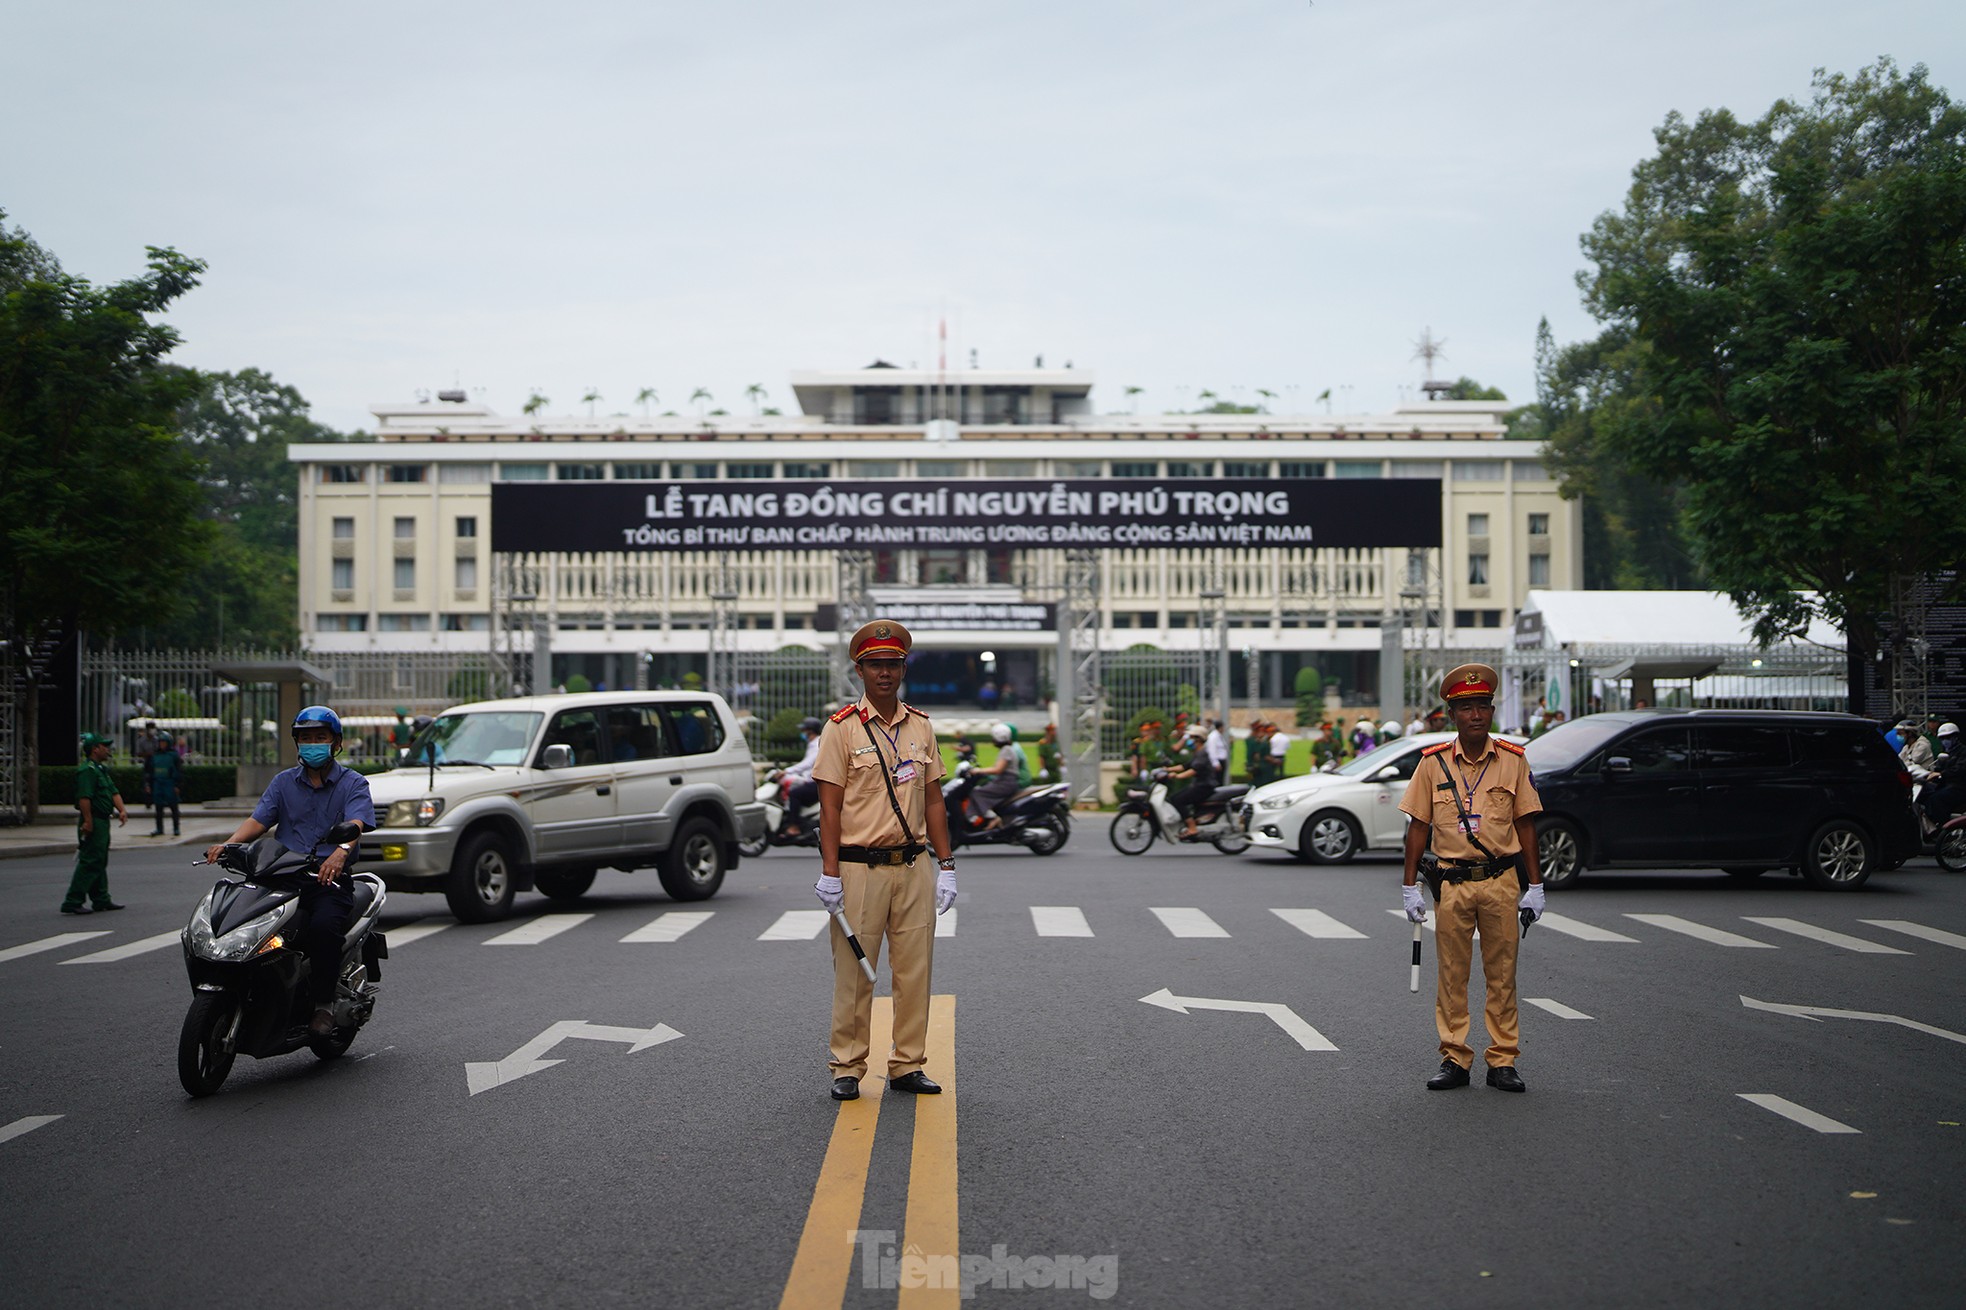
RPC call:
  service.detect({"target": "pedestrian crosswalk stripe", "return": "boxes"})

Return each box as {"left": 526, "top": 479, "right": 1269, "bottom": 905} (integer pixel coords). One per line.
{"left": 1525, "top": 997, "right": 1594, "bottom": 1020}
{"left": 1625, "top": 914, "right": 1776, "bottom": 948}
{"left": 935, "top": 908, "right": 956, "bottom": 939}
{"left": 760, "top": 910, "right": 830, "bottom": 941}
{"left": 1742, "top": 917, "right": 1908, "bottom": 955}
{"left": 1860, "top": 919, "right": 1966, "bottom": 951}
{"left": 60, "top": 931, "right": 181, "bottom": 964}
{"left": 0, "top": 931, "right": 111, "bottom": 964}
{"left": 1270, "top": 908, "right": 1366, "bottom": 939}
{"left": 1031, "top": 906, "right": 1093, "bottom": 937}
{"left": 1536, "top": 912, "right": 1639, "bottom": 943}
{"left": 1150, "top": 907, "right": 1229, "bottom": 938}
{"left": 621, "top": 911, "right": 715, "bottom": 943}
{"left": 1388, "top": 909, "right": 1437, "bottom": 934}
{"left": 1737, "top": 1093, "right": 1860, "bottom": 1134}
{"left": 484, "top": 913, "right": 594, "bottom": 946}
{"left": 0, "top": 1115, "right": 62, "bottom": 1145}
{"left": 384, "top": 917, "right": 454, "bottom": 947}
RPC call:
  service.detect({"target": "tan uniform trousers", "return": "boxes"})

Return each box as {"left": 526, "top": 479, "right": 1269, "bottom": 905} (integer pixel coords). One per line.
{"left": 829, "top": 855, "right": 935, "bottom": 1080}
{"left": 1434, "top": 874, "right": 1522, "bottom": 1069}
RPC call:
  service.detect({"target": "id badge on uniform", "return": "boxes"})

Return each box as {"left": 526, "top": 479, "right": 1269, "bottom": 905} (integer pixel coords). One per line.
{"left": 895, "top": 760, "right": 918, "bottom": 784}
{"left": 1462, "top": 812, "right": 1481, "bottom": 835}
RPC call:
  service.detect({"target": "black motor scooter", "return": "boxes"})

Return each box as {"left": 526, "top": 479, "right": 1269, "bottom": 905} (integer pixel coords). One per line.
{"left": 942, "top": 761, "right": 1073, "bottom": 856}
{"left": 178, "top": 821, "right": 388, "bottom": 1097}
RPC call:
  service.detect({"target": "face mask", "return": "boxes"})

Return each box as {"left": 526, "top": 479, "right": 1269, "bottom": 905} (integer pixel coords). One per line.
{"left": 298, "top": 743, "right": 334, "bottom": 768}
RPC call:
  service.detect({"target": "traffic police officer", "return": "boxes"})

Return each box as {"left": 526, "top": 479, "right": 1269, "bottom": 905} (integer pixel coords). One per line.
{"left": 1399, "top": 664, "right": 1545, "bottom": 1093}
{"left": 812, "top": 620, "right": 958, "bottom": 1101}
{"left": 61, "top": 733, "right": 128, "bottom": 914}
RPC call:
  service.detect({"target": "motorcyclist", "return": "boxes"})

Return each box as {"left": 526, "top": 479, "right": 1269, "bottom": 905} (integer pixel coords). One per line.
{"left": 780, "top": 716, "right": 824, "bottom": 835}
{"left": 1901, "top": 718, "right": 1938, "bottom": 778}
{"left": 205, "top": 707, "right": 376, "bottom": 1038}
{"left": 1166, "top": 724, "right": 1219, "bottom": 838}
{"left": 1919, "top": 722, "right": 1962, "bottom": 829}
{"left": 969, "top": 723, "right": 1028, "bottom": 828}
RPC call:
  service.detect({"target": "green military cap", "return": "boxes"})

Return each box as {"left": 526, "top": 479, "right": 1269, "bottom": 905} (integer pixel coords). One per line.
{"left": 79, "top": 733, "right": 111, "bottom": 749}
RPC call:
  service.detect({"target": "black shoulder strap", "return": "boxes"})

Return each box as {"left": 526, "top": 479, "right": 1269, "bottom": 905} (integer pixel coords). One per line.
{"left": 859, "top": 714, "right": 918, "bottom": 847}
{"left": 1435, "top": 750, "right": 1501, "bottom": 864}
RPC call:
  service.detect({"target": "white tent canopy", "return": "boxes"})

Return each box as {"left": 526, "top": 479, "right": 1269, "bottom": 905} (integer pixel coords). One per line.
{"left": 1517, "top": 590, "right": 1843, "bottom": 651}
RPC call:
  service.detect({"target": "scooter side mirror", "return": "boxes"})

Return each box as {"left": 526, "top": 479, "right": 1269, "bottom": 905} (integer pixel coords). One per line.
{"left": 325, "top": 820, "right": 364, "bottom": 846}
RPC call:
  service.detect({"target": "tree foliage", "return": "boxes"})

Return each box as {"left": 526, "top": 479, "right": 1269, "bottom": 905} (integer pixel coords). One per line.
{"left": 1564, "top": 60, "right": 1966, "bottom": 644}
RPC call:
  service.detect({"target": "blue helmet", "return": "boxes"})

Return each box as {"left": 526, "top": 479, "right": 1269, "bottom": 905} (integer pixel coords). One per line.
{"left": 292, "top": 705, "right": 343, "bottom": 739}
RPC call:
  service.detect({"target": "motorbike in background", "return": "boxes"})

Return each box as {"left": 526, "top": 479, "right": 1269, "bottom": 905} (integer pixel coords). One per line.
{"left": 177, "top": 821, "right": 387, "bottom": 1097}
{"left": 942, "top": 760, "right": 1073, "bottom": 856}
{"left": 1110, "top": 769, "right": 1251, "bottom": 855}
{"left": 739, "top": 768, "right": 821, "bottom": 857}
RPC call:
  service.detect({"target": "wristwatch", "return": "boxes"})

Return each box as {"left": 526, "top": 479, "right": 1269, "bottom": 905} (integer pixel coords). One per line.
{"left": 936, "top": 856, "right": 956, "bottom": 870}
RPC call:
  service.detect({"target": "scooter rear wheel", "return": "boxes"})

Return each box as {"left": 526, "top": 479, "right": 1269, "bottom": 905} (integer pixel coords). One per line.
{"left": 178, "top": 992, "right": 238, "bottom": 1098}
{"left": 1109, "top": 811, "right": 1156, "bottom": 855}
{"left": 1023, "top": 816, "right": 1070, "bottom": 856}
{"left": 310, "top": 1026, "right": 356, "bottom": 1060}
{"left": 1938, "top": 826, "right": 1966, "bottom": 873}
{"left": 738, "top": 834, "right": 770, "bottom": 859}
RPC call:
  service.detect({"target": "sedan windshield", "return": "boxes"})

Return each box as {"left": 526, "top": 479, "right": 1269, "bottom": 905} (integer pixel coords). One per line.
{"left": 1334, "top": 739, "right": 1415, "bottom": 778}
{"left": 401, "top": 711, "right": 541, "bottom": 767}
{"left": 1524, "top": 717, "right": 1631, "bottom": 772}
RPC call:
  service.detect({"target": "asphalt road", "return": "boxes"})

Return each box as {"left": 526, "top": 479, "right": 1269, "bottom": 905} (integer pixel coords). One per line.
{"left": 2, "top": 822, "right": 1962, "bottom": 1308}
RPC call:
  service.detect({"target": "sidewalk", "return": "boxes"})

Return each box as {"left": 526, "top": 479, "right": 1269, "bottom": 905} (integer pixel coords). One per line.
{"left": 0, "top": 802, "right": 246, "bottom": 860}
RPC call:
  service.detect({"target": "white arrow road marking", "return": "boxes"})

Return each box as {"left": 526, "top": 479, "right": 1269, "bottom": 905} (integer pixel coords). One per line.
{"left": 0, "top": 1115, "right": 62, "bottom": 1144}
{"left": 1737, "top": 1093, "right": 1860, "bottom": 1135}
{"left": 1535, "top": 913, "right": 1639, "bottom": 943}
{"left": 466, "top": 1020, "right": 684, "bottom": 1095}
{"left": 1625, "top": 914, "right": 1775, "bottom": 948}
{"left": 484, "top": 913, "right": 594, "bottom": 946}
{"left": 1525, "top": 997, "right": 1593, "bottom": 1020}
{"left": 621, "top": 911, "right": 714, "bottom": 943}
{"left": 1150, "top": 907, "right": 1229, "bottom": 938}
{"left": 1741, "top": 917, "right": 1908, "bottom": 954}
{"left": 60, "top": 932, "right": 181, "bottom": 964}
{"left": 1861, "top": 919, "right": 1966, "bottom": 951}
{"left": 1271, "top": 908, "right": 1366, "bottom": 939}
{"left": 1739, "top": 995, "right": 1966, "bottom": 1046}
{"left": 1139, "top": 988, "right": 1337, "bottom": 1051}
{"left": 0, "top": 932, "right": 111, "bottom": 964}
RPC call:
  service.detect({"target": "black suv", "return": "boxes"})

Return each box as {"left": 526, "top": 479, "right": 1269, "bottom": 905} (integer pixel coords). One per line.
{"left": 1523, "top": 710, "right": 1918, "bottom": 892}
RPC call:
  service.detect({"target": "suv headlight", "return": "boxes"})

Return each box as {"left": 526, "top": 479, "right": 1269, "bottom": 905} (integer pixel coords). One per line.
{"left": 386, "top": 798, "right": 446, "bottom": 827}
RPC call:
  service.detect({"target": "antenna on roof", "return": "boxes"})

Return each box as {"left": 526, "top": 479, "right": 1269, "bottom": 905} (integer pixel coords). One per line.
{"left": 1413, "top": 327, "right": 1451, "bottom": 400}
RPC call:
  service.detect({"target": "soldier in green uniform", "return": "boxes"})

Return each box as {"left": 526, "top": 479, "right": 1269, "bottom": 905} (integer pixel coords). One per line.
{"left": 61, "top": 733, "right": 128, "bottom": 914}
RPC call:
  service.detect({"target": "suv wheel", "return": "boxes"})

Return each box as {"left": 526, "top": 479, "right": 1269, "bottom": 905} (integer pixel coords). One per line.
{"left": 658, "top": 818, "right": 727, "bottom": 901}
{"left": 1801, "top": 820, "right": 1873, "bottom": 890}
{"left": 1536, "top": 817, "right": 1586, "bottom": 891}
{"left": 534, "top": 865, "right": 597, "bottom": 902}
{"left": 446, "top": 830, "right": 519, "bottom": 922}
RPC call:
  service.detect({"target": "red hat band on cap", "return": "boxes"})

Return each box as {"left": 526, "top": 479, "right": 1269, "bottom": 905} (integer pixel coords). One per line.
{"left": 1445, "top": 673, "right": 1494, "bottom": 699}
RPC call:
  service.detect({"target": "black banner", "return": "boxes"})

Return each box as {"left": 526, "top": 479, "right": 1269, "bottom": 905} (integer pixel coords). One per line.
{"left": 490, "top": 478, "right": 1442, "bottom": 553}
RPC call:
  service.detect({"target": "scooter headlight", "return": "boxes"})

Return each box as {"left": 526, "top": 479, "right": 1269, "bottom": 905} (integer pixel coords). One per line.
{"left": 188, "top": 905, "right": 288, "bottom": 963}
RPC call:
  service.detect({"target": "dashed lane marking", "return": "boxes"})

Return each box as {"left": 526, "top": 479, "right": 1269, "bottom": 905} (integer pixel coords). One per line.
{"left": 1524, "top": 997, "right": 1594, "bottom": 1020}
{"left": 1742, "top": 917, "right": 1909, "bottom": 955}
{"left": 484, "top": 913, "right": 595, "bottom": 946}
{"left": 1737, "top": 1093, "right": 1860, "bottom": 1135}
{"left": 1150, "top": 907, "right": 1230, "bottom": 938}
{"left": 1031, "top": 906, "right": 1094, "bottom": 937}
{"left": 621, "top": 911, "right": 715, "bottom": 943}
{"left": 1535, "top": 913, "right": 1639, "bottom": 943}
{"left": 1271, "top": 908, "right": 1367, "bottom": 939}
{"left": 59, "top": 931, "right": 181, "bottom": 964}
{"left": 0, "top": 932, "right": 111, "bottom": 964}
{"left": 1861, "top": 919, "right": 1966, "bottom": 951}
{"left": 382, "top": 917, "right": 454, "bottom": 947}
{"left": 0, "top": 1115, "right": 62, "bottom": 1145}
{"left": 760, "top": 910, "right": 831, "bottom": 941}
{"left": 1625, "top": 914, "right": 1776, "bottom": 948}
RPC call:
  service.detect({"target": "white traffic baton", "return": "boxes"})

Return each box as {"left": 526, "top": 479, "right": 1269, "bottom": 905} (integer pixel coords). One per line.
{"left": 832, "top": 909, "right": 877, "bottom": 983}
{"left": 1410, "top": 921, "right": 1423, "bottom": 993}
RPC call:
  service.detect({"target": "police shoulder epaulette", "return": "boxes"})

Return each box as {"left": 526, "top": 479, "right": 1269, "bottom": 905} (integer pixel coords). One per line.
{"left": 828, "top": 705, "right": 860, "bottom": 724}
{"left": 1420, "top": 741, "right": 1453, "bottom": 757}
{"left": 1495, "top": 739, "right": 1526, "bottom": 756}
{"left": 902, "top": 701, "right": 930, "bottom": 719}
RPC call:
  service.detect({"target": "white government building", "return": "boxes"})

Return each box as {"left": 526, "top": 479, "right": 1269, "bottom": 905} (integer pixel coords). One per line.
{"left": 289, "top": 364, "right": 1580, "bottom": 709}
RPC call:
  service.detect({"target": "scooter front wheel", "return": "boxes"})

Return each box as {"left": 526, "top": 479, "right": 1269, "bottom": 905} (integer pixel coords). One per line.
{"left": 1938, "top": 825, "right": 1966, "bottom": 873}
{"left": 1109, "top": 811, "right": 1157, "bottom": 856}
{"left": 178, "top": 992, "right": 238, "bottom": 1098}
{"left": 738, "top": 834, "right": 770, "bottom": 859}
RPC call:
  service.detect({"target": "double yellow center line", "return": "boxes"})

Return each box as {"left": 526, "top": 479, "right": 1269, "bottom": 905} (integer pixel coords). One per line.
{"left": 779, "top": 994, "right": 959, "bottom": 1309}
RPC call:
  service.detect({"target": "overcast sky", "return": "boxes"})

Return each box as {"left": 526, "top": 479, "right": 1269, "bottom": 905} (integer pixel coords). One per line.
{"left": 5, "top": 1, "right": 1961, "bottom": 432}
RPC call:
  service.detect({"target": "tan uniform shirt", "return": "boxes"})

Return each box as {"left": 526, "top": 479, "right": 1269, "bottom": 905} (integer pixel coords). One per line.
{"left": 812, "top": 698, "right": 945, "bottom": 847}
{"left": 1398, "top": 735, "right": 1542, "bottom": 860}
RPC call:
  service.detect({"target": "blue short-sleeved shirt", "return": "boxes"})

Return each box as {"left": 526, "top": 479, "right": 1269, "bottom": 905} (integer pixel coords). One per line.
{"left": 252, "top": 763, "right": 376, "bottom": 857}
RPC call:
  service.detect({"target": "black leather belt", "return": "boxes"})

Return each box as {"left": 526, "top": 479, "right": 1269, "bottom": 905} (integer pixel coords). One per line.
{"left": 1439, "top": 859, "right": 1516, "bottom": 883}
{"left": 837, "top": 844, "right": 925, "bottom": 867}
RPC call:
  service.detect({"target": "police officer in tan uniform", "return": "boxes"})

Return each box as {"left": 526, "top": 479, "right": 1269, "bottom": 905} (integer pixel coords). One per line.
{"left": 1399, "top": 663, "right": 1546, "bottom": 1093}
{"left": 812, "top": 620, "right": 958, "bottom": 1101}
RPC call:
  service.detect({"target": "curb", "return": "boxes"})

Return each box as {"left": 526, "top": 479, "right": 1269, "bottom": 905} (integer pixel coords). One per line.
{"left": 0, "top": 827, "right": 237, "bottom": 862}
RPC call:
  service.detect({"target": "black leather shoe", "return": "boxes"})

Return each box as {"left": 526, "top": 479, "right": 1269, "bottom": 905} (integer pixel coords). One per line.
{"left": 309, "top": 1009, "right": 336, "bottom": 1037}
{"left": 60, "top": 904, "right": 90, "bottom": 915}
{"left": 1426, "top": 1060, "right": 1471, "bottom": 1090}
{"left": 889, "top": 1071, "right": 942, "bottom": 1094}
{"left": 93, "top": 902, "right": 126, "bottom": 912}
{"left": 1486, "top": 1065, "right": 1526, "bottom": 1093}
{"left": 830, "top": 1076, "right": 860, "bottom": 1101}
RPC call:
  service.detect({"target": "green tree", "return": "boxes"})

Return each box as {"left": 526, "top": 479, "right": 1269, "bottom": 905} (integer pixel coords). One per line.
{"left": 744, "top": 382, "right": 767, "bottom": 414}
{"left": 0, "top": 213, "right": 213, "bottom": 814}
{"left": 522, "top": 391, "right": 548, "bottom": 417}
{"left": 635, "top": 387, "right": 658, "bottom": 416}
{"left": 1441, "top": 377, "right": 1507, "bottom": 401}
{"left": 1567, "top": 59, "right": 1966, "bottom": 649}
{"left": 581, "top": 388, "right": 601, "bottom": 416}
{"left": 690, "top": 387, "right": 713, "bottom": 416}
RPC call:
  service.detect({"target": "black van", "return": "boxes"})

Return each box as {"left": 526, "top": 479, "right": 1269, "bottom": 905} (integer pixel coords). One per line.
{"left": 1523, "top": 710, "right": 1918, "bottom": 891}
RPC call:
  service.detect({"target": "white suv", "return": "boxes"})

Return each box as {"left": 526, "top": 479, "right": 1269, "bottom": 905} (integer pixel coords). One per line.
{"left": 354, "top": 691, "right": 766, "bottom": 921}
{"left": 1242, "top": 732, "right": 1527, "bottom": 864}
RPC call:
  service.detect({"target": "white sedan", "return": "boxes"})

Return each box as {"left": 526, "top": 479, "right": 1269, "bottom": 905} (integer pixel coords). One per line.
{"left": 1240, "top": 731, "right": 1528, "bottom": 863}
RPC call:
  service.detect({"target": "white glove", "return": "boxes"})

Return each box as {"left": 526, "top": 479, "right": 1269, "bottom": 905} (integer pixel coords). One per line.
{"left": 814, "top": 874, "right": 844, "bottom": 913}
{"left": 1519, "top": 884, "right": 1546, "bottom": 921}
{"left": 1402, "top": 883, "right": 1427, "bottom": 923}
{"left": 935, "top": 869, "right": 957, "bottom": 915}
